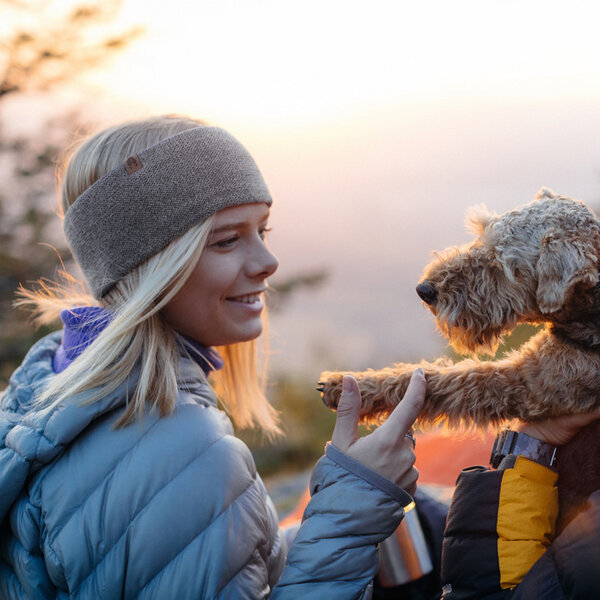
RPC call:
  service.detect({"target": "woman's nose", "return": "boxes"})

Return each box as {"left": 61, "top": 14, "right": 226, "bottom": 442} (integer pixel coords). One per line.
{"left": 248, "top": 243, "right": 279, "bottom": 279}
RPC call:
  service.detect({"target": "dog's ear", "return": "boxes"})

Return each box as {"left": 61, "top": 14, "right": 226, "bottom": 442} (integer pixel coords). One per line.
{"left": 535, "top": 187, "right": 560, "bottom": 202}
{"left": 465, "top": 204, "right": 494, "bottom": 236}
{"left": 536, "top": 231, "right": 599, "bottom": 313}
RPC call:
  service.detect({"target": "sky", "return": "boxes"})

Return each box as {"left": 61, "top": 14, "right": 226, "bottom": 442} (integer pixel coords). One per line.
{"left": 6, "top": 0, "right": 600, "bottom": 376}
{"left": 80, "top": 0, "right": 600, "bottom": 129}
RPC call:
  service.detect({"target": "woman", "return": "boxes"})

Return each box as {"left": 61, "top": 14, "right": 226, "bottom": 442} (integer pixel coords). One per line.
{"left": 0, "top": 115, "right": 424, "bottom": 598}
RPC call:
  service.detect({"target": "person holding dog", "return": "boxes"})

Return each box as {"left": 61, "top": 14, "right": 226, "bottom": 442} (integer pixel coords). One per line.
{"left": 0, "top": 115, "right": 426, "bottom": 599}
{"left": 441, "top": 411, "right": 600, "bottom": 600}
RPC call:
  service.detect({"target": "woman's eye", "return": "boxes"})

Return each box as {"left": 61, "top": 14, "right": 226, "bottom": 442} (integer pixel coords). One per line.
{"left": 214, "top": 236, "right": 238, "bottom": 248}
{"left": 259, "top": 227, "right": 272, "bottom": 240}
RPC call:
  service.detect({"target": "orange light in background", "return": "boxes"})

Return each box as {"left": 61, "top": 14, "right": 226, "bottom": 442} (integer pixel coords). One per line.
{"left": 414, "top": 429, "right": 497, "bottom": 486}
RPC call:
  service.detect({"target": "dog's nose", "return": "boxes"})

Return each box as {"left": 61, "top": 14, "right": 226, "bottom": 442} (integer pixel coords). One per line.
{"left": 416, "top": 282, "right": 437, "bottom": 305}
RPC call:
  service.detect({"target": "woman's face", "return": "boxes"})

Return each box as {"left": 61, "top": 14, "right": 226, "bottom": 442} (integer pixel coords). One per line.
{"left": 163, "top": 202, "right": 279, "bottom": 346}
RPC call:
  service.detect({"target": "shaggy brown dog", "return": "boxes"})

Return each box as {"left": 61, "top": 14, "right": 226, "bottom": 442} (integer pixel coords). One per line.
{"left": 319, "top": 188, "right": 600, "bottom": 529}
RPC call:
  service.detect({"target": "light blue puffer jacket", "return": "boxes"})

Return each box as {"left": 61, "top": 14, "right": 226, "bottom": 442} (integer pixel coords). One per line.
{"left": 0, "top": 332, "right": 412, "bottom": 599}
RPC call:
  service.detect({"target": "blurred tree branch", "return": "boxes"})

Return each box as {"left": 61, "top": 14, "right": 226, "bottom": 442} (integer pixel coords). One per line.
{"left": 0, "top": 0, "right": 143, "bottom": 382}
{"left": 268, "top": 270, "right": 329, "bottom": 313}
{"left": 0, "top": 0, "right": 143, "bottom": 97}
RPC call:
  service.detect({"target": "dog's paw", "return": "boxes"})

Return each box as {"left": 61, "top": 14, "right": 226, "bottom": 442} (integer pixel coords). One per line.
{"left": 317, "top": 371, "right": 344, "bottom": 409}
{"left": 318, "top": 370, "right": 397, "bottom": 425}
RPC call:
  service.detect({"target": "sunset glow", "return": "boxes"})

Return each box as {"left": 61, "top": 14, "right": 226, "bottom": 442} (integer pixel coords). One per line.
{"left": 80, "top": 0, "right": 600, "bottom": 129}
{"left": 5, "top": 0, "right": 600, "bottom": 374}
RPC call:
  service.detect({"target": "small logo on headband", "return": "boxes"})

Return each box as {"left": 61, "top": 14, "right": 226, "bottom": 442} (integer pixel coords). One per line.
{"left": 125, "top": 155, "right": 143, "bottom": 174}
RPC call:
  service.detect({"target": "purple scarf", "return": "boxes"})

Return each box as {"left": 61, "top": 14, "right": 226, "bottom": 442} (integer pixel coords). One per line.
{"left": 53, "top": 306, "right": 223, "bottom": 376}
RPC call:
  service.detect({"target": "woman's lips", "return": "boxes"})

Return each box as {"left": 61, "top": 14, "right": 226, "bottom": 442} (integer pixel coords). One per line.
{"left": 226, "top": 293, "right": 264, "bottom": 312}
{"left": 227, "top": 293, "right": 261, "bottom": 304}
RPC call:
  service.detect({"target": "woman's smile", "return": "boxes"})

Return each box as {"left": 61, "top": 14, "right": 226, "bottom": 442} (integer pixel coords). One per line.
{"left": 226, "top": 291, "right": 265, "bottom": 306}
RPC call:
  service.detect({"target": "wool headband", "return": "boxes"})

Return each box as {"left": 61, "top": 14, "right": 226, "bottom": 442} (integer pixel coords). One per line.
{"left": 64, "top": 126, "right": 273, "bottom": 299}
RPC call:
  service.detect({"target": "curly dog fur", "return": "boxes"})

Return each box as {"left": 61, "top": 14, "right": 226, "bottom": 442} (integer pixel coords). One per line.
{"left": 319, "top": 188, "right": 600, "bottom": 529}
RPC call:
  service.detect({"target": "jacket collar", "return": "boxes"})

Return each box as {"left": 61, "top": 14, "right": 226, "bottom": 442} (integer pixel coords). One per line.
{"left": 0, "top": 325, "right": 221, "bottom": 528}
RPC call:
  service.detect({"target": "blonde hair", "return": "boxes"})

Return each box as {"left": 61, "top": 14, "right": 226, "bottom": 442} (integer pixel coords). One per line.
{"left": 17, "top": 115, "right": 280, "bottom": 435}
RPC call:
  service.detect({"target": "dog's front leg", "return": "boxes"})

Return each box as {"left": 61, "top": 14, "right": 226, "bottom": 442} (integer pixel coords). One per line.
{"left": 420, "top": 334, "right": 600, "bottom": 426}
{"left": 416, "top": 356, "right": 543, "bottom": 427}
{"left": 319, "top": 353, "right": 578, "bottom": 428}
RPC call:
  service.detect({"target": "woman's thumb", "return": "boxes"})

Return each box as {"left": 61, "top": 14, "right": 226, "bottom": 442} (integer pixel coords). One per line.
{"left": 331, "top": 376, "right": 361, "bottom": 451}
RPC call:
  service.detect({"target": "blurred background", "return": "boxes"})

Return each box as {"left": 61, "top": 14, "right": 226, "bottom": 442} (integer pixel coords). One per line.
{"left": 2, "top": 0, "right": 600, "bottom": 494}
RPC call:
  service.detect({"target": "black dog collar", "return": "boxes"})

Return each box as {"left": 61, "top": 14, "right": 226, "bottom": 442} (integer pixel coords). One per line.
{"left": 490, "top": 428, "right": 558, "bottom": 471}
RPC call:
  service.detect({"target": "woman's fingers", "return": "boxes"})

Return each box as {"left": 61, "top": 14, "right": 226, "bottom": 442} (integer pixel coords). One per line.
{"left": 404, "top": 466, "right": 419, "bottom": 496}
{"left": 331, "top": 376, "right": 361, "bottom": 451}
{"left": 329, "top": 370, "right": 426, "bottom": 491}
{"left": 380, "top": 368, "right": 426, "bottom": 437}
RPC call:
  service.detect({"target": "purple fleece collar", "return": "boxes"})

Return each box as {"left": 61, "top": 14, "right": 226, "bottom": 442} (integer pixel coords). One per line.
{"left": 53, "top": 307, "right": 111, "bottom": 373}
{"left": 53, "top": 306, "right": 223, "bottom": 376}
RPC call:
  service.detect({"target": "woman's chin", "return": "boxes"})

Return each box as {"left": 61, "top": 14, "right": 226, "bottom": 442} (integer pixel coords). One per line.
{"left": 209, "top": 323, "right": 264, "bottom": 347}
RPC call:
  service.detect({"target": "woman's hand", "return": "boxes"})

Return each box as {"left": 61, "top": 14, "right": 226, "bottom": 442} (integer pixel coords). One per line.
{"left": 331, "top": 369, "right": 426, "bottom": 494}
{"left": 515, "top": 406, "right": 600, "bottom": 446}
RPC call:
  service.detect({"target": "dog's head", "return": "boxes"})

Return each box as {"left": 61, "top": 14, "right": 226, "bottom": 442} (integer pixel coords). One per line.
{"left": 417, "top": 189, "right": 600, "bottom": 354}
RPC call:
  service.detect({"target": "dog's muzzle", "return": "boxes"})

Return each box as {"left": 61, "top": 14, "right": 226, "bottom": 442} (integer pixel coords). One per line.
{"left": 416, "top": 281, "right": 437, "bottom": 305}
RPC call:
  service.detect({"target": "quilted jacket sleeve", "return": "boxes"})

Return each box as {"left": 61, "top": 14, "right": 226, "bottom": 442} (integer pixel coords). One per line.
{"left": 441, "top": 456, "right": 564, "bottom": 600}
{"left": 273, "top": 443, "right": 412, "bottom": 599}
{"left": 512, "top": 489, "right": 600, "bottom": 600}
{"left": 29, "top": 399, "right": 286, "bottom": 600}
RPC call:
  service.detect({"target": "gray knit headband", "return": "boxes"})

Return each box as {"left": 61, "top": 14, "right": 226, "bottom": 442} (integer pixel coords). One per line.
{"left": 64, "top": 126, "right": 273, "bottom": 299}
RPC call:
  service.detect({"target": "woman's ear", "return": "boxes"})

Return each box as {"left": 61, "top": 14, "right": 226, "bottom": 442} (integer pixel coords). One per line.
{"left": 536, "top": 230, "right": 599, "bottom": 313}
